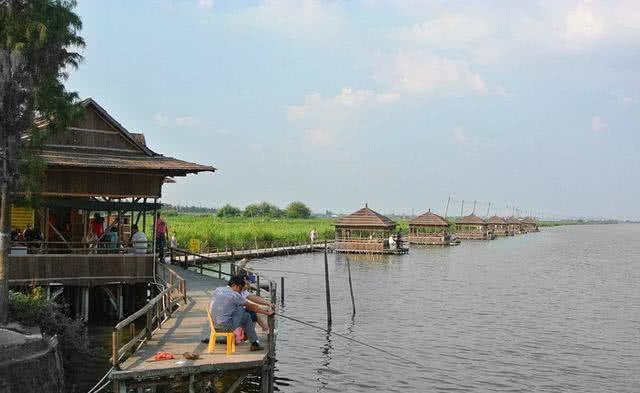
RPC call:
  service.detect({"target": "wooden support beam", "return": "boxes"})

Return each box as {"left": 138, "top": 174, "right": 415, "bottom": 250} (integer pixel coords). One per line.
{"left": 118, "top": 284, "right": 124, "bottom": 319}
{"left": 102, "top": 286, "right": 118, "bottom": 314}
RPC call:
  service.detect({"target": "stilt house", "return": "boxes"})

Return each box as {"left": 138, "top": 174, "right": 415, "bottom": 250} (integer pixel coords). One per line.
{"left": 334, "top": 205, "right": 406, "bottom": 254}
{"left": 454, "top": 214, "right": 493, "bottom": 240}
{"left": 5, "top": 98, "right": 215, "bottom": 320}
{"left": 408, "top": 210, "right": 452, "bottom": 245}
{"left": 486, "top": 216, "right": 510, "bottom": 236}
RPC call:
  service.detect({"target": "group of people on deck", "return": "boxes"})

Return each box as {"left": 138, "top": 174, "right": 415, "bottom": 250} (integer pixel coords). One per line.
{"left": 207, "top": 260, "right": 274, "bottom": 351}
{"left": 84, "top": 211, "right": 171, "bottom": 257}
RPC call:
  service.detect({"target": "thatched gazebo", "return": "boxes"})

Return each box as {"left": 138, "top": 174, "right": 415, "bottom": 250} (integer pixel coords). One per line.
{"left": 454, "top": 214, "right": 493, "bottom": 240}
{"left": 408, "top": 210, "right": 452, "bottom": 245}
{"left": 505, "top": 217, "right": 523, "bottom": 234}
{"left": 520, "top": 217, "right": 539, "bottom": 233}
{"left": 486, "top": 215, "right": 510, "bottom": 237}
{"left": 334, "top": 205, "right": 406, "bottom": 254}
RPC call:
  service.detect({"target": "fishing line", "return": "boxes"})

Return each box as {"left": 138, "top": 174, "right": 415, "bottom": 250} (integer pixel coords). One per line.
{"left": 275, "top": 312, "right": 426, "bottom": 368}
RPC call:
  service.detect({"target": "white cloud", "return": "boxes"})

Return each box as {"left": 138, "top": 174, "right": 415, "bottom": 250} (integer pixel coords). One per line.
{"left": 453, "top": 127, "right": 468, "bottom": 145}
{"left": 375, "top": 53, "right": 488, "bottom": 97}
{"left": 153, "top": 113, "right": 169, "bottom": 127}
{"left": 175, "top": 116, "right": 201, "bottom": 128}
{"left": 231, "top": 0, "right": 346, "bottom": 41}
{"left": 197, "top": 0, "right": 214, "bottom": 10}
{"left": 287, "top": 88, "right": 388, "bottom": 146}
{"left": 154, "top": 114, "right": 202, "bottom": 128}
{"left": 288, "top": 53, "right": 490, "bottom": 147}
{"left": 394, "top": 1, "right": 640, "bottom": 64}
{"left": 396, "top": 13, "right": 490, "bottom": 47}
{"left": 591, "top": 116, "right": 606, "bottom": 133}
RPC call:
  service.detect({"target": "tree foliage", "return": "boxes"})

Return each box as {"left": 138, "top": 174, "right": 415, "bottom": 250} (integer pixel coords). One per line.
{"left": 216, "top": 204, "right": 242, "bottom": 218}
{"left": 0, "top": 0, "right": 84, "bottom": 323}
{"left": 243, "top": 202, "right": 284, "bottom": 218}
{"left": 286, "top": 201, "right": 311, "bottom": 219}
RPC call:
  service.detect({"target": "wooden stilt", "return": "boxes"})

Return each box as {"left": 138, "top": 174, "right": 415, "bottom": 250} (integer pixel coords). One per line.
{"left": 118, "top": 284, "right": 124, "bottom": 319}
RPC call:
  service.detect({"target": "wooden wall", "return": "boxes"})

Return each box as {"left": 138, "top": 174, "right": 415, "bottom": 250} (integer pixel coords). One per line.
{"left": 8, "top": 254, "right": 153, "bottom": 286}
{"left": 44, "top": 105, "right": 143, "bottom": 154}
{"left": 43, "top": 170, "right": 163, "bottom": 198}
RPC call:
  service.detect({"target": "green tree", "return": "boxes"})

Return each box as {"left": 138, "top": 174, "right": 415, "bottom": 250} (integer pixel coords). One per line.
{"left": 286, "top": 201, "right": 311, "bottom": 219}
{"left": 0, "top": 0, "right": 84, "bottom": 323}
{"left": 216, "top": 204, "right": 242, "bottom": 218}
{"left": 243, "top": 202, "right": 283, "bottom": 218}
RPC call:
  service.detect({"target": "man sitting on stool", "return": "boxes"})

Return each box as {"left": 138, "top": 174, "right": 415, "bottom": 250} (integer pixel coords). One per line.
{"left": 210, "top": 275, "right": 273, "bottom": 351}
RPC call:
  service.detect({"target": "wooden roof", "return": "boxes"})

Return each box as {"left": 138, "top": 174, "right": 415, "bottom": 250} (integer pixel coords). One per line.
{"left": 36, "top": 98, "right": 216, "bottom": 177}
{"left": 455, "top": 214, "right": 487, "bottom": 225}
{"left": 505, "top": 217, "right": 522, "bottom": 224}
{"left": 409, "top": 210, "right": 449, "bottom": 226}
{"left": 335, "top": 206, "right": 396, "bottom": 228}
{"left": 485, "top": 215, "right": 507, "bottom": 224}
{"left": 520, "top": 217, "right": 538, "bottom": 224}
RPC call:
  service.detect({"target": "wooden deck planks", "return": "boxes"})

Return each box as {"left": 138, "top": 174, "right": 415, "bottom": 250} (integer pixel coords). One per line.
{"left": 110, "top": 268, "right": 269, "bottom": 381}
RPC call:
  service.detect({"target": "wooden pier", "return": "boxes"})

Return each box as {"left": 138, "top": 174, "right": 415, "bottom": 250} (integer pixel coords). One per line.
{"left": 169, "top": 242, "right": 330, "bottom": 265}
{"left": 109, "top": 264, "right": 278, "bottom": 392}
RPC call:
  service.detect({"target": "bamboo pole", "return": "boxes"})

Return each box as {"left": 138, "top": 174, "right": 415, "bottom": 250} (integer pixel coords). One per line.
{"left": 324, "top": 240, "right": 332, "bottom": 327}
{"left": 346, "top": 257, "right": 356, "bottom": 317}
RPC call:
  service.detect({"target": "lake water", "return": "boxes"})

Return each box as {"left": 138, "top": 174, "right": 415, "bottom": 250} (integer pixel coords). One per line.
{"left": 243, "top": 224, "right": 640, "bottom": 393}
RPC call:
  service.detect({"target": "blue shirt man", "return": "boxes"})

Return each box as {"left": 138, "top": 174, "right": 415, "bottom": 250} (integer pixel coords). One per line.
{"left": 210, "top": 275, "right": 273, "bottom": 351}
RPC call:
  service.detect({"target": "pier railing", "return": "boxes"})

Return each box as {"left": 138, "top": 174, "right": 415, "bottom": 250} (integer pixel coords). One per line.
{"left": 111, "top": 265, "right": 187, "bottom": 369}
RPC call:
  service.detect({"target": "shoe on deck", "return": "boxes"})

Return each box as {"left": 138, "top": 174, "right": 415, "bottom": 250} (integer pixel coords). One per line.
{"left": 250, "top": 342, "right": 264, "bottom": 351}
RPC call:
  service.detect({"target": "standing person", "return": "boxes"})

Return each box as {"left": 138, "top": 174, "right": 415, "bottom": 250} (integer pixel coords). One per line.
{"left": 154, "top": 212, "right": 168, "bottom": 262}
{"left": 210, "top": 276, "right": 273, "bottom": 351}
{"left": 107, "top": 227, "right": 119, "bottom": 251}
{"left": 130, "top": 224, "right": 148, "bottom": 255}
{"left": 91, "top": 213, "right": 105, "bottom": 239}
{"left": 310, "top": 228, "right": 317, "bottom": 244}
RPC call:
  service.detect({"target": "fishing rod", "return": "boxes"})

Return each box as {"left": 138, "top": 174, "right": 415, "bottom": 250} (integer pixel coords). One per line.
{"left": 275, "top": 312, "right": 426, "bottom": 368}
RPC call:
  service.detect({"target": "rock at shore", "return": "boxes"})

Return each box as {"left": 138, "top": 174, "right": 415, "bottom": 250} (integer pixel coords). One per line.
{"left": 0, "top": 326, "right": 64, "bottom": 393}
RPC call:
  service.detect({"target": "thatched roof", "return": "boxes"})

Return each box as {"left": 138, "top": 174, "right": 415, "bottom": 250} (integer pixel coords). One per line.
{"left": 486, "top": 215, "right": 507, "bottom": 224}
{"left": 409, "top": 210, "right": 449, "bottom": 226}
{"left": 36, "top": 98, "right": 216, "bottom": 176}
{"left": 131, "top": 133, "right": 147, "bottom": 146}
{"left": 335, "top": 206, "right": 396, "bottom": 228}
{"left": 505, "top": 217, "right": 522, "bottom": 224}
{"left": 40, "top": 151, "right": 213, "bottom": 176}
{"left": 520, "top": 217, "right": 538, "bottom": 224}
{"left": 455, "top": 214, "right": 487, "bottom": 225}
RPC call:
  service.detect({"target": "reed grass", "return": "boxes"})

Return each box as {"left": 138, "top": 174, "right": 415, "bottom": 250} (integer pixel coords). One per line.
{"left": 162, "top": 214, "right": 335, "bottom": 250}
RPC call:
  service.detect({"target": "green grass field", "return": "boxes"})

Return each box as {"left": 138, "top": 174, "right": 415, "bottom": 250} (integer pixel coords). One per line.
{"left": 161, "top": 214, "right": 336, "bottom": 250}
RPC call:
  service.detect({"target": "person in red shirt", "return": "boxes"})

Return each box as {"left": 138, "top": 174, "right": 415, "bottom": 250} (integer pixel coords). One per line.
{"left": 91, "top": 213, "right": 105, "bottom": 238}
{"left": 154, "top": 212, "right": 169, "bottom": 262}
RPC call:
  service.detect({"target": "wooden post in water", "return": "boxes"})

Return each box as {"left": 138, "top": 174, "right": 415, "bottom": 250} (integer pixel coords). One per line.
{"left": 324, "top": 240, "right": 332, "bottom": 328}
{"left": 280, "top": 276, "right": 285, "bottom": 306}
{"left": 346, "top": 257, "right": 356, "bottom": 317}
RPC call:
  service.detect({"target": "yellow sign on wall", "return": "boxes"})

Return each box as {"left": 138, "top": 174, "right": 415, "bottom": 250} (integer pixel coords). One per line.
{"left": 189, "top": 238, "right": 201, "bottom": 253}
{"left": 11, "top": 206, "right": 34, "bottom": 229}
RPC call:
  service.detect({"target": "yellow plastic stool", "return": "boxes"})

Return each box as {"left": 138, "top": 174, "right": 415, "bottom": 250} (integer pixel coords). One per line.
{"left": 207, "top": 309, "right": 236, "bottom": 354}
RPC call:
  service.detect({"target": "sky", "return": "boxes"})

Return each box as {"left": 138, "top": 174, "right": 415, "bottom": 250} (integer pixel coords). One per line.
{"left": 66, "top": 0, "right": 640, "bottom": 220}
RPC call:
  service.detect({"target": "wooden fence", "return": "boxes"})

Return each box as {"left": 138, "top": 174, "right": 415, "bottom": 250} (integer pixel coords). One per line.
{"left": 111, "top": 264, "right": 186, "bottom": 369}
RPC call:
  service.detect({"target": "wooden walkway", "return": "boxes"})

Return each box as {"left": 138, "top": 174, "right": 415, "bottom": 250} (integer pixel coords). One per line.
{"left": 110, "top": 268, "right": 272, "bottom": 387}
{"left": 170, "top": 242, "right": 330, "bottom": 264}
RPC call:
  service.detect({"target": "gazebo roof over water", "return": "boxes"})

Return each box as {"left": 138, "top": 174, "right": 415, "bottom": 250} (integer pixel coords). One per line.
{"left": 486, "top": 215, "right": 507, "bottom": 224}
{"left": 520, "top": 217, "right": 538, "bottom": 224}
{"left": 505, "top": 217, "right": 522, "bottom": 224}
{"left": 455, "top": 214, "right": 487, "bottom": 225}
{"left": 409, "top": 210, "right": 449, "bottom": 226}
{"left": 335, "top": 206, "right": 396, "bottom": 228}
